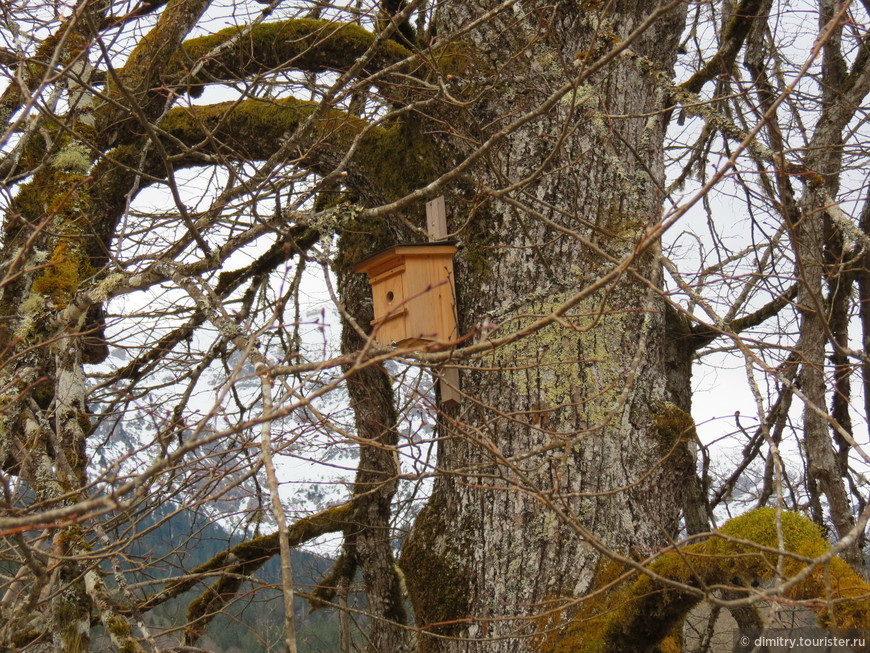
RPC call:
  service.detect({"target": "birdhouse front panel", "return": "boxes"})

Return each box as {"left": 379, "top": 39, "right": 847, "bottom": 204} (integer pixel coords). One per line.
{"left": 368, "top": 263, "right": 408, "bottom": 346}
{"left": 354, "top": 244, "right": 458, "bottom": 347}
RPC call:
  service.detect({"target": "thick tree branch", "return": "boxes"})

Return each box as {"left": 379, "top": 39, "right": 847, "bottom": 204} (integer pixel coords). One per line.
{"left": 158, "top": 97, "right": 438, "bottom": 202}
{"left": 180, "top": 502, "right": 355, "bottom": 644}
{"left": 99, "top": 0, "right": 213, "bottom": 142}
{"left": 140, "top": 502, "right": 355, "bottom": 614}
{"left": 73, "top": 93, "right": 422, "bottom": 278}
{"left": 687, "top": 283, "right": 798, "bottom": 350}
{"left": 680, "top": 0, "right": 765, "bottom": 94}
{"left": 543, "top": 509, "right": 870, "bottom": 653}
{"left": 176, "top": 19, "right": 412, "bottom": 91}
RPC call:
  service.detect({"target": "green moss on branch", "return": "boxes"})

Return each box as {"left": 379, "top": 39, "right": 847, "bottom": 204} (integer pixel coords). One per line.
{"left": 177, "top": 19, "right": 412, "bottom": 89}
{"left": 103, "top": 0, "right": 210, "bottom": 117}
{"left": 145, "top": 502, "right": 354, "bottom": 611}
{"left": 541, "top": 508, "right": 870, "bottom": 653}
{"left": 180, "top": 501, "right": 355, "bottom": 643}
{"left": 160, "top": 98, "right": 440, "bottom": 202}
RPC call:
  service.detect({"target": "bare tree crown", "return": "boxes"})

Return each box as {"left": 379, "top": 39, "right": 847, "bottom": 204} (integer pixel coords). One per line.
{"left": 0, "top": 0, "right": 869, "bottom": 651}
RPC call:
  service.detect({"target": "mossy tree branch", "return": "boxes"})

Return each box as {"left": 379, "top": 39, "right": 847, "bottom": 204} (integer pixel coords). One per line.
{"left": 679, "top": 0, "right": 765, "bottom": 94}
{"left": 179, "top": 501, "right": 357, "bottom": 644}
{"left": 60, "top": 94, "right": 437, "bottom": 273}
{"left": 138, "top": 501, "right": 355, "bottom": 619}
{"left": 542, "top": 508, "right": 870, "bottom": 653}
{"left": 175, "top": 19, "right": 413, "bottom": 91}
{"left": 308, "top": 550, "right": 357, "bottom": 611}
{"left": 158, "top": 97, "right": 440, "bottom": 202}
{"left": 98, "top": 0, "right": 213, "bottom": 144}
{"left": 99, "top": 14, "right": 424, "bottom": 151}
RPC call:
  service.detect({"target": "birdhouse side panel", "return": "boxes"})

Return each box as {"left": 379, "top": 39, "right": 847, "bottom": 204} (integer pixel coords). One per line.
{"left": 404, "top": 254, "right": 457, "bottom": 345}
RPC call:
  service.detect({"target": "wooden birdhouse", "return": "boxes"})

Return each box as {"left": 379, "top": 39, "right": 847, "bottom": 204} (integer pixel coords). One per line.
{"left": 354, "top": 242, "right": 458, "bottom": 348}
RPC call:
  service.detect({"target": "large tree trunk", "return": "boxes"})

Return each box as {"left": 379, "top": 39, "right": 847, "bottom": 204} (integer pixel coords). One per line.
{"left": 401, "top": 3, "right": 690, "bottom": 651}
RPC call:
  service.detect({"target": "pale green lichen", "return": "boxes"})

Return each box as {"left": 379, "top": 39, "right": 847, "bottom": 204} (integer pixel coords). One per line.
{"left": 560, "top": 82, "right": 599, "bottom": 108}
{"left": 18, "top": 293, "right": 45, "bottom": 316}
{"left": 15, "top": 293, "right": 45, "bottom": 338}
{"left": 89, "top": 272, "right": 125, "bottom": 303}
{"left": 303, "top": 202, "right": 362, "bottom": 263}
{"left": 50, "top": 142, "right": 91, "bottom": 173}
{"left": 492, "top": 294, "right": 628, "bottom": 423}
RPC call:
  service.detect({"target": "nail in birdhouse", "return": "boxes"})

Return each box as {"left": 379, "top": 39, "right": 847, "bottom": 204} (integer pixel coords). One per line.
{"left": 354, "top": 242, "right": 458, "bottom": 348}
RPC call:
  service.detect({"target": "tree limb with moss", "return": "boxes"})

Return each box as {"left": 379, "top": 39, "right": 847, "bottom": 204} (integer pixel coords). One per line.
{"left": 542, "top": 508, "right": 870, "bottom": 653}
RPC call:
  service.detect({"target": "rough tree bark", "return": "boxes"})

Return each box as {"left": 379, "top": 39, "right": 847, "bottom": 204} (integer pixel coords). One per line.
{"left": 398, "top": 2, "right": 692, "bottom": 651}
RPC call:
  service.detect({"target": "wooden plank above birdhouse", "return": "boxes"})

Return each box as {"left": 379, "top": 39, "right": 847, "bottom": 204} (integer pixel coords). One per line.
{"left": 354, "top": 243, "right": 458, "bottom": 347}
